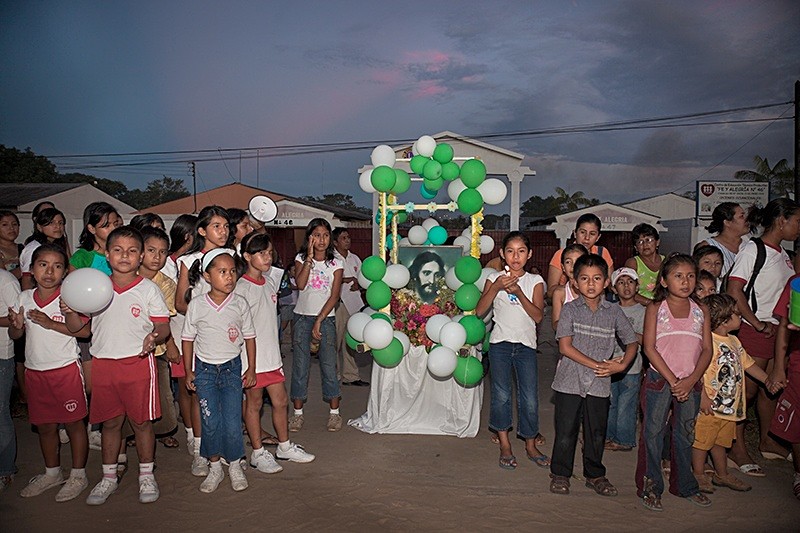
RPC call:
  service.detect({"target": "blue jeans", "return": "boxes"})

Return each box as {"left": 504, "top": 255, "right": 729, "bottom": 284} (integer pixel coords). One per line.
{"left": 194, "top": 357, "right": 244, "bottom": 462}
{"left": 291, "top": 315, "right": 340, "bottom": 403}
{"left": 488, "top": 342, "right": 539, "bottom": 439}
{"left": 607, "top": 371, "right": 641, "bottom": 447}
{"left": 636, "top": 369, "right": 700, "bottom": 498}
{"left": 0, "top": 359, "right": 15, "bottom": 477}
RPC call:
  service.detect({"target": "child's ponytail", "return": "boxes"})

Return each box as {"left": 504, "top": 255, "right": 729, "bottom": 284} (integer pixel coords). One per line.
{"left": 185, "top": 259, "right": 202, "bottom": 304}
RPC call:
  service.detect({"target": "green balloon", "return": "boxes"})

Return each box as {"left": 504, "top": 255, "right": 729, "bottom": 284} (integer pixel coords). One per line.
{"left": 346, "top": 332, "right": 360, "bottom": 351}
{"left": 432, "top": 143, "right": 454, "bottom": 164}
{"left": 397, "top": 212, "right": 408, "bottom": 223}
{"left": 420, "top": 184, "right": 437, "bottom": 199}
{"left": 375, "top": 210, "right": 393, "bottom": 224}
{"left": 371, "top": 165, "right": 397, "bottom": 192}
{"left": 372, "top": 338, "right": 404, "bottom": 367}
{"left": 459, "top": 315, "right": 486, "bottom": 345}
{"left": 460, "top": 159, "right": 486, "bottom": 188}
{"left": 441, "top": 161, "right": 460, "bottom": 181}
{"left": 422, "top": 159, "right": 443, "bottom": 180}
{"left": 362, "top": 255, "right": 387, "bottom": 282}
{"left": 453, "top": 355, "right": 484, "bottom": 387}
{"left": 366, "top": 280, "right": 392, "bottom": 309}
{"left": 371, "top": 312, "right": 392, "bottom": 323}
{"left": 391, "top": 169, "right": 411, "bottom": 195}
{"left": 457, "top": 188, "right": 483, "bottom": 216}
{"left": 423, "top": 175, "right": 444, "bottom": 191}
{"left": 455, "top": 283, "right": 481, "bottom": 311}
{"left": 428, "top": 225, "right": 448, "bottom": 245}
{"left": 482, "top": 331, "right": 491, "bottom": 352}
{"left": 410, "top": 155, "right": 429, "bottom": 175}
{"left": 455, "top": 256, "right": 481, "bottom": 284}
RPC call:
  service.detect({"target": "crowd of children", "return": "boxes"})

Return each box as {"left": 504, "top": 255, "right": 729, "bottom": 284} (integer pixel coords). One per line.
{"left": 2, "top": 196, "right": 800, "bottom": 511}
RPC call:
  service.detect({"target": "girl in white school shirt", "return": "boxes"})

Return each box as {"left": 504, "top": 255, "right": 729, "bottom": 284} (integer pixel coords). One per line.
{"left": 236, "top": 233, "right": 315, "bottom": 475}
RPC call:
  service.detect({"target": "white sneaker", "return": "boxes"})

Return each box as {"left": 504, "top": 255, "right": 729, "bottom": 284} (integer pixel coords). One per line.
{"left": 20, "top": 472, "right": 64, "bottom": 497}
{"left": 276, "top": 443, "right": 316, "bottom": 463}
{"left": 88, "top": 430, "right": 102, "bottom": 451}
{"left": 228, "top": 461, "right": 248, "bottom": 492}
{"left": 138, "top": 475, "right": 159, "bottom": 503}
{"left": 186, "top": 434, "right": 195, "bottom": 457}
{"left": 250, "top": 449, "right": 283, "bottom": 474}
{"left": 199, "top": 466, "right": 224, "bottom": 493}
{"left": 86, "top": 477, "right": 118, "bottom": 505}
{"left": 59, "top": 428, "right": 70, "bottom": 444}
{"left": 191, "top": 454, "right": 209, "bottom": 477}
{"left": 55, "top": 475, "right": 88, "bottom": 502}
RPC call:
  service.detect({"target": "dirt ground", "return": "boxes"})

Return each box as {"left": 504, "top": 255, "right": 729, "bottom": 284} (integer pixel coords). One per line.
{"left": 1, "top": 317, "right": 797, "bottom": 532}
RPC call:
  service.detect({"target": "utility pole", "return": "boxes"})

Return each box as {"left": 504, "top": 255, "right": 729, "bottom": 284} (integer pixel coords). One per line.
{"left": 191, "top": 161, "right": 197, "bottom": 214}
{"left": 795, "top": 80, "right": 799, "bottom": 202}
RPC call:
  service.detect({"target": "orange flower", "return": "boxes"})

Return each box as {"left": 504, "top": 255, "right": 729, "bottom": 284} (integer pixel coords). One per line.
{"left": 419, "top": 304, "right": 438, "bottom": 317}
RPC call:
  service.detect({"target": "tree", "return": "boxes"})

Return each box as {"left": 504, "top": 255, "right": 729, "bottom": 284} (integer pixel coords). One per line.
{"left": 59, "top": 172, "right": 130, "bottom": 199}
{"left": 121, "top": 176, "right": 189, "bottom": 209}
{"left": 554, "top": 187, "right": 597, "bottom": 212}
{"left": 734, "top": 155, "right": 794, "bottom": 198}
{"left": 0, "top": 145, "right": 57, "bottom": 182}
{"left": 521, "top": 195, "right": 560, "bottom": 218}
{"left": 299, "top": 193, "right": 370, "bottom": 215}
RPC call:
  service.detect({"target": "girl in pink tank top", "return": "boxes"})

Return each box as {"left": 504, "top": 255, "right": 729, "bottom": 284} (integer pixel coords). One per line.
{"left": 636, "top": 254, "right": 713, "bottom": 511}
{"left": 550, "top": 244, "right": 588, "bottom": 332}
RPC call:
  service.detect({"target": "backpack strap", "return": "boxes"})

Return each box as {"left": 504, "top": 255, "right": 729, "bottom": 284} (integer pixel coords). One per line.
{"left": 742, "top": 238, "right": 767, "bottom": 314}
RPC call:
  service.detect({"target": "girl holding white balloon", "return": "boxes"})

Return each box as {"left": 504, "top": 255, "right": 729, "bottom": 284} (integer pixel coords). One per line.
{"left": 8, "top": 244, "right": 91, "bottom": 502}
{"left": 289, "top": 218, "right": 343, "bottom": 433}
{"left": 475, "top": 231, "right": 549, "bottom": 470}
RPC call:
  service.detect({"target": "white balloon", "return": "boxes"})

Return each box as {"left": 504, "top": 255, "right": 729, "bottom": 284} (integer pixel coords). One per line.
{"left": 477, "top": 267, "right": 498, "bottom": 292}
{"left": 407, "top": 225, "right": 427, "bottom": 245}
{"left": 363, "top": 307, "right": 379, "bottom": 315}
{"left": 421, "top": 217, "right": 440, "bottom": 231}
{"left": 359, "top": 169, "right": 376, "bottom": 193}
{"left": 416, "top": 135, "right": 437, "bottom": 157}
{"left": 398, "top": 237, "right": 411, "bottom": 247}
{"left": 61, "top": 268, "right": 114, "bottom": 315}
{"left": 479, "top": 235, "right": 495, "bottom": 255}
{"left": 453, "top": 235, "right": 471, "bottom": 254}
{"left": 248, "top": 195, "right": 278, "bottom": 223}
{"left": 461, "top": 227, "right": 472, "bottom": 237}
{"left": 363, "top": 319, "right": 394, "bottom": 350}
{"left": 384, "top": 263, "right": 410, "bottom": 289}
{"left": 347, "top": 312, "right": 372, "bottom": 342}
{"left": 412, "top": 141, "right": 419, "bottom": 156}
{"left": 448, "top": 179, "right": 467, "bottom": 203}
{"left": 445, "top": 267, "right": 463, "bottom": 291}
{"left": 371, "top": 144, "right": 396, "bottom": 168}
{"left": 393, "top": 331, "right": 410, "bottom": 355}
{"left": 451, "top": 314, "right": 464, "bottom": 323}
{"left": 477, "top": 178, "right": 508, "bottom": 205}
{"left": 357, "top": 270, "right": 373, "bottom": 289}
{"left": 439, "top": 322, "right": 467, "bottom": 351}
{"left": 427, "top": 346, "right": 458, "bottom": 377}
{"left": 425, "top": 314, "right": 451, "bottom": 343}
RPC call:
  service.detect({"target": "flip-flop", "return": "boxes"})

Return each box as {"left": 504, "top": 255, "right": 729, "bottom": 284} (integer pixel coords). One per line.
{"left": 499, "top": 454, "right": 517, "bottom": 470}
{"left": 760, "top": 450, "right": 793, "bottom": 461}
{"left": 158, "top": 436, "right": 179, "bottom": 448}
{"left": 728, "top": 458, "right": 766, "bottom": 478}
{"left": 526, "top": 454, "right": 551, "bottom": 468}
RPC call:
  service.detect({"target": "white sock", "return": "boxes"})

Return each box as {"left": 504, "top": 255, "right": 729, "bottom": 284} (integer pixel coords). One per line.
{"left": 186, "top": 427, "right": 194, "bottom": 440}
{"left": 139, "top": 462, "right": 154, "bottom": 477}
{"left": 194, "top": 437, "right": 202, "bottom": 455}
{"left": 101, "top": 464, "right": 118, "bottom": 480}
{"left": 278, "top": 441, "right": 291, "bottom": 453}
{"left": 209, "top": 460, "right": 222, "bottom": 471}
{"left": 294, "top": 408, "right": 303, "bottom": 416}
{"left": 45, "top": 466, "right": 60, "bottom": 478}
{"left": 70, "top": 468, "right": 86, "bottom": 479}
{"left": 330, "top": 408, "right": 340, "bottom": 415}
{"left": 252, "top": 446, "right": 264, "bottom": 456}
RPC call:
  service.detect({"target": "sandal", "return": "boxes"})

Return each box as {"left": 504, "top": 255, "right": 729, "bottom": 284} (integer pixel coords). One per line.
{"left": 685, "top": 492, "right": 712, "bottom": 508}
{"left": 499, "top": 455, "right": 517, "bottom": 470}
{"left": 491, "top": 432, "right": 546, "bottom": 446}
{"left": 526, "top": 454, "right": 551, "bottom": 468}
{"left": 585, "top": 476, "right": 618, "bottom": 497}
{"left": 733, "top": 461, "right": 766, "bottom": 478}
{"left": 793, "top": 480, "right": 800, "bottom": 501}
{"left": 641, "top": 492, "right": 662, "bottom": 512}
{"left": 549, "top": 474, "right": 570, "bottom": 495}
{"left": 158, "top": 436, "right": 179, "bottom": 448}
{"left": 605, "top": 441, "right": 633, "bottom": 452}
{"left": 260, "top": 433, "right": 280, "bottom": 446}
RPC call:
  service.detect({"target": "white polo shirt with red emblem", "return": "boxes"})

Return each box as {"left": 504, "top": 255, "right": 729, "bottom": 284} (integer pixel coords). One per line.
{"left": 181, "top": 292, "right": 256, "bottom": 366}
{"left": 16, "top": 288, "right": 83, "bottom": 371}
{"left": 235, "top": 268, "right": 283, "bottom": 373}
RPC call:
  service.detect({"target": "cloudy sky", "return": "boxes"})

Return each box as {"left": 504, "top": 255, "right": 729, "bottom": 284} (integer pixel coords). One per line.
{"left": 1, "top": 1, "right": 798, "bottom": 211}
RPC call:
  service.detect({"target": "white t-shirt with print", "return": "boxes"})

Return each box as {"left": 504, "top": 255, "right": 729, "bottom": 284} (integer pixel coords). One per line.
{"left": 235, "top": 268, "right": 283, "bottom": 373}
{"left": 293, "top": 254, "right": 342, "bottom": 317}
{"left": 181, "top": 292, "right": 256, "bottom": 366}
{"left": 334, "top": 250, "right": 365, "bottom": 315}
{"left": 0, "top": 270, "right": 20, "bottom": 360}
{"left": 16, "top": 288, "right": 81, "bottom": 371}
{"left": 729, "top": 239, "right": 794, "bottom": 324}
{"left": 487, "top": 271, "right": 544, "bottom": 350}
{"left": 90, "top": 277, "right": 170, "bottom": 359}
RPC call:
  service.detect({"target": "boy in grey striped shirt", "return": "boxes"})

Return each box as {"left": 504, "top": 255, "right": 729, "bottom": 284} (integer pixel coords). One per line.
{"left": 549, "top": 253, "right": 638, "bottom": 497}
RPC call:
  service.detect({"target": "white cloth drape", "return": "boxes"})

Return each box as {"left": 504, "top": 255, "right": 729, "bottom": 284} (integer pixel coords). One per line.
{"left": 348, "top": 346, "right": 483, "bottom": 438}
